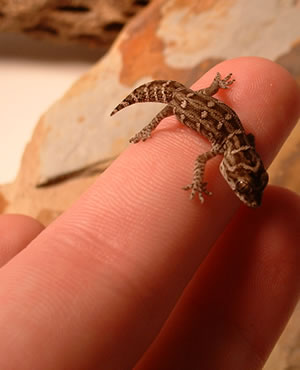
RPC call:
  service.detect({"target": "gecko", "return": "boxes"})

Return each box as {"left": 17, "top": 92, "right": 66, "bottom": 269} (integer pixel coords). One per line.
{"left": 110, "top": 73, "right": 269, "bottom": 207}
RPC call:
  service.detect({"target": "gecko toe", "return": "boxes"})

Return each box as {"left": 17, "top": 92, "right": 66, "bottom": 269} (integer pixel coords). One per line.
{"left": 220, "top": 73, "right": 235, "bottom": 88}
{"left": 183, "top": 182, "right": 211, "bottom": 202}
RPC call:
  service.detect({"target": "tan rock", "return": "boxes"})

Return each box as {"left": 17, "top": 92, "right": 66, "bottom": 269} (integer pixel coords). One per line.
{"left": 264, "top": 302, "right": 300, "bottom": 370}
{"left": 0, "top": 0, "right": 152, "bottom": 47}
{"left": 17, "top": 0, "right": 300, "bottom": 188}
{"left": 2, "top": 0, "right": 300, "bottom": 222}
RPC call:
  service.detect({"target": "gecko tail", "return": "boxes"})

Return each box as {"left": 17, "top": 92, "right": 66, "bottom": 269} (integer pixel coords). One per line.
{"left": 110, "top": 80, "right": 184, "bottom": 116}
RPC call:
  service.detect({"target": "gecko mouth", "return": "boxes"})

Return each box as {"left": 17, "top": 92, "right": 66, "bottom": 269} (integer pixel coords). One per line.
{"left": 236, "top": 188, "right": 263, "bottom": 208}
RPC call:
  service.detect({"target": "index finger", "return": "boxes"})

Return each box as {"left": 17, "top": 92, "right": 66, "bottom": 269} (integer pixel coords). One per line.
{"left": 0, "top": 57, "right": 299, "bottom": 370}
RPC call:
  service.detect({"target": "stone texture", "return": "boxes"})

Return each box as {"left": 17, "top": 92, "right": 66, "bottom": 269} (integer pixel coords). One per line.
{"left": 264, "top": 302, "right": 300, "bottom": 370}
{"left": 19, "top": 0, "right": 300, "bottom": 187}
{"left": 264, "top": 304, "right": 300, "bottom": 370}
{"left": 0, "top": 0, "right": 300, "bottom": 368}
{"left": 0, "top": 0, "right": 151, "bottom": 47}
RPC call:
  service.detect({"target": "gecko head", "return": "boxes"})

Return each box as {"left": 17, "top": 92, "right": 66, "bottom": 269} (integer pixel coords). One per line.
{"left": 220, "top": 156, "right": 269, "bottom": 208}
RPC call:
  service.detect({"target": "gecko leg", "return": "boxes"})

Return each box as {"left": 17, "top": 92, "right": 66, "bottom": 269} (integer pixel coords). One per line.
{"left": 130, "top": 105, "right": 173, "bottom": 143}
{"left": 183, "top": 149, "right": 219, "bottom": 202}
{"left": 199, "top": 72, "right": 235, "bottom": 97}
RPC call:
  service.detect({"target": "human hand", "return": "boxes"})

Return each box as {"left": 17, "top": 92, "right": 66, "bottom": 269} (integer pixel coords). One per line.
{"left": 0, "top": 57, "right": 299, "bottom": 370}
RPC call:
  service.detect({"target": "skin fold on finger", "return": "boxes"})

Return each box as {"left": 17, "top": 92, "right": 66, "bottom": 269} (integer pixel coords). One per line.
{"left": 0, "top": 214, "right": 44, "bottom": 267}
{"left": 135, "top": 187, "right": 300, "bottom": 370}
{"left": 0, "top": 58, "right": 299, "bottom": 370}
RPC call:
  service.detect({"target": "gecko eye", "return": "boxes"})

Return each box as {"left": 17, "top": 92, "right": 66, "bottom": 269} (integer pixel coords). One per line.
{"left": 236, "top": 179, "right": 250, "bottom": 193}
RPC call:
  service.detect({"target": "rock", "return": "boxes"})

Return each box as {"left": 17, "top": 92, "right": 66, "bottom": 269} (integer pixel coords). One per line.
{"left": 16, "top": 0, "right": 300, "bottom": 187}
{"left": 264, "top": 302, "right": 300, "bottom": 370}
{"left": 2, "top": 0, "right": 300, "bottom": 217}
{"left": 0, "top": 0, "right": 152, "bottom": 47}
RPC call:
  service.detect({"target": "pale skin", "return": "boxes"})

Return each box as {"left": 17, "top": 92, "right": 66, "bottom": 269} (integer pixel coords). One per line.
{"left": 0, "top": 58, "right": 300, "bottom": 370}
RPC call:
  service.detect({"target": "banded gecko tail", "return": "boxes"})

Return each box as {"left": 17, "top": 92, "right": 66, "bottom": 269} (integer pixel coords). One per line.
{"left": 110, "top": 80, "right": 185, "bottom": 116}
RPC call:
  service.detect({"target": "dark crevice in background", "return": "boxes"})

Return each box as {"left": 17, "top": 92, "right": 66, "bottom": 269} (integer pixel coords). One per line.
{"left": 134, "top": 0, "right": 150, "bottom": 5}
{"left": 103, "top": 22, "right": 124, "bottom": 32}
{"left": 56, "top": 5, "right": 90, "bottom": 12}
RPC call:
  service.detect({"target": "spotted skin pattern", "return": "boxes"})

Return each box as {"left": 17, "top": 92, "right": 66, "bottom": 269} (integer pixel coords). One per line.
{"left": 111, "top": 73, "right": 268, "bottom": 207}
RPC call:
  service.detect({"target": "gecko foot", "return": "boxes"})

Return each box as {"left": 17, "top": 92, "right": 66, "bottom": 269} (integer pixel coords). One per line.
{"left": 129, "top": 130, "right": 152, "bottom": 143}
{"left": 217, "top": 72, "right": 235, "bottom": 89}
{"left": 183, "top": 181, "right": 212, "bottom": 203}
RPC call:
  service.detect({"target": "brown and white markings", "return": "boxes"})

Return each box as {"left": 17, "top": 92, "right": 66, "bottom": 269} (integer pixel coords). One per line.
{"left": 110, "top": 73, "right": 268, "bottom": 207}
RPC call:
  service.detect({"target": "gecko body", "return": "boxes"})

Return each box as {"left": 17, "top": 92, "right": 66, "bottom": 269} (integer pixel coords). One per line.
{"left": 110, "top": 73, "right": 268, "bottom": 207}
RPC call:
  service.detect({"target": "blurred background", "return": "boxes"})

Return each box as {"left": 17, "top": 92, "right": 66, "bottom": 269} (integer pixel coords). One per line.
{"left": 0, "top": 31, "right": 102, "bottom": 183}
